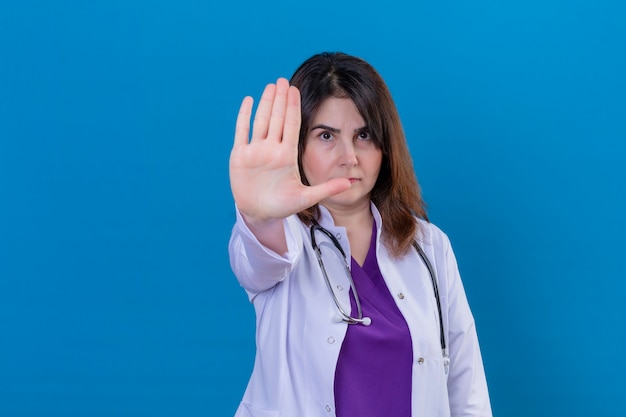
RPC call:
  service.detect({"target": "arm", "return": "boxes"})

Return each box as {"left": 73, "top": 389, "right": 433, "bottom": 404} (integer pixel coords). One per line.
{"left": 228, "top": 78, "right": 351, "bottom": 295}
{"left": 442, "top": 236, "right": 493, "bottom": 417}
{"left": 229, "top": 78, "right": 351, "bottom": 254}
{"left": 228, "top": 209, "right": 303, "bottom": 298}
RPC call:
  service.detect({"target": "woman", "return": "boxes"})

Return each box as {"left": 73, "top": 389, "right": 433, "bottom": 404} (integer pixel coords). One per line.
{"left": 228, "top": 52, "right": 492, "bottom": 417}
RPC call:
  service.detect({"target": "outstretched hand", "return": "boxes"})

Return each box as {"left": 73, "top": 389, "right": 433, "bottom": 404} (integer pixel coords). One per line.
{"left": 229, "top": 78, "right": 351, "bottom": 227}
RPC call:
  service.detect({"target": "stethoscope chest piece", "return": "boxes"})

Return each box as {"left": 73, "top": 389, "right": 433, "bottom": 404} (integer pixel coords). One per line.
{"left": 310, "top": 221, "right": 448, "bottom": 370}
{"left": 310, "top": 223, "right": 372, "bottom": 326}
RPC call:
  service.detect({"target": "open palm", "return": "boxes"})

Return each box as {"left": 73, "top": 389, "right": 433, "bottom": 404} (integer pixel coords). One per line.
{"left": 229, "top": 78, "right": 350, "bottom": 224}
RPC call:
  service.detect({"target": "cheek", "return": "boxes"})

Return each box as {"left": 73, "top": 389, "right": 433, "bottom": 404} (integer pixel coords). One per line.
{"left": 369, "top": 151, "right": 383, "bottom": 176}
{"left": 302, "top": 149, "right": 332, "bottom": 185}
{"left": 301, "top": 151, "right": 319, "bottom": 183}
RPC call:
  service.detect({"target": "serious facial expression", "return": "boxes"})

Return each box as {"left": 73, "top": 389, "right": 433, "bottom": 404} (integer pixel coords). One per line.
{"left": 302, "top": 97, "right": 383, "bottom": 212}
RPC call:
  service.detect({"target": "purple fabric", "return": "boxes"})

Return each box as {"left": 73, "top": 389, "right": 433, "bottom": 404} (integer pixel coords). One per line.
{"left": 334, "top": 222, "right": 413, "bottom": 417}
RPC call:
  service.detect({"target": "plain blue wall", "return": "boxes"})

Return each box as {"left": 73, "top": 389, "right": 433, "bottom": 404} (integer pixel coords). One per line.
{"left": 1, "top": 0, "right": 625, "bottom": 416}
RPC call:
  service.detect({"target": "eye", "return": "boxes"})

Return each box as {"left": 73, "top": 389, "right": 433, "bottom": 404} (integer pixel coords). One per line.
{"left": 320, "top": 131, "right": 333, "bottom": 141}
{"left": 357, "top": 131, "right": 372, "bottom": 141}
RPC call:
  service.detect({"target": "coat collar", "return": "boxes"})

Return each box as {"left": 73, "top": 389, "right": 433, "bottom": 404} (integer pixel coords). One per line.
{"left": 316, "top": 202, "right": 383, "bottom": 232}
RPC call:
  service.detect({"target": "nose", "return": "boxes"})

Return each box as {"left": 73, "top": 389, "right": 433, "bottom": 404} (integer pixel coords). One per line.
{"left": 338, "top": 139, "right": 358, "bottom": 166}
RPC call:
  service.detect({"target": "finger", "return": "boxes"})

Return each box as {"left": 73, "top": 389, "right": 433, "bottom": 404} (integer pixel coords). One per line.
{"left": 233, "top": 96, "right": 253, "bottom": 148}
{"left": 301, "top": 178, "right": 352, "bottom": 208}
{"left": 251, "top": 83, "right": 276, "bottom": 141}
{"left": 266, "top": 78, "right": 290, "bottom": 141}
{"left": 282, "top": 86, "right": 301, "bottom": 146}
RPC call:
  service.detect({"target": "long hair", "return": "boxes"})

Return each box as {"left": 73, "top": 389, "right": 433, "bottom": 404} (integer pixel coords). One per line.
{"left": 290, "top": 52, "right": 428, "bottom": 257}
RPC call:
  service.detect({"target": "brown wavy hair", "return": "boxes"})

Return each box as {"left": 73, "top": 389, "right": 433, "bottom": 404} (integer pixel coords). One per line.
{"left": 290, "top": 52, "right": 428, "bottom": 257}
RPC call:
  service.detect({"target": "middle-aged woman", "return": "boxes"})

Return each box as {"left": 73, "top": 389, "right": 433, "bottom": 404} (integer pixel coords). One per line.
{"left": 228, "top": 51, "right": 492, "bottom": 417}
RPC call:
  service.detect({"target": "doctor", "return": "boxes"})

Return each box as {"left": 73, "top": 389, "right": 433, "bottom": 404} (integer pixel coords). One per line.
{"left": 228, "top": 52, "right": 492, "bottom": 417}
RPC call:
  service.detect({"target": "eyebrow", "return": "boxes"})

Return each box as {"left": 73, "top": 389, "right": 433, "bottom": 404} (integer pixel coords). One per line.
{"left": 310, "top": 124, "right": 368, "bottom": 134}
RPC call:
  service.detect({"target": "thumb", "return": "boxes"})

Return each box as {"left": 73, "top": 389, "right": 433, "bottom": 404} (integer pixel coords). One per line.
{"left": 301, "top": 178, "right": 352, "bottom": 207}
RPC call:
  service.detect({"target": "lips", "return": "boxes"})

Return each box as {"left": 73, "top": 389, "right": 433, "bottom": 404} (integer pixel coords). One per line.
{"left": 348, "top": 178, "right": 359, "bottom": 183}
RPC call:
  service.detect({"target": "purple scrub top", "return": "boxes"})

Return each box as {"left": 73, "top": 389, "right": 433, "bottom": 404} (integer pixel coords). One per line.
{"left": 333, "top": 221, "right": 413, "bottom": 417}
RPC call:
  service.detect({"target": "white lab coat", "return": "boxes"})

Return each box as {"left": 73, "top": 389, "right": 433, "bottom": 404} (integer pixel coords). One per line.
{"left": 229, "top": 203, "right": 492, "bottom": 417}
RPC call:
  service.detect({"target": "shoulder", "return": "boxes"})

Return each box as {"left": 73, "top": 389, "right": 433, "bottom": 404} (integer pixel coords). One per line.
{"left": 415, "top": 218, "right": 452, "bottom": 252}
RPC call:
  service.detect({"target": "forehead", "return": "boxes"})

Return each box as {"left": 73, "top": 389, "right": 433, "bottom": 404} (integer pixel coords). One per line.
{"left": 311, "top": 97, "right": 364, "bottom": 124}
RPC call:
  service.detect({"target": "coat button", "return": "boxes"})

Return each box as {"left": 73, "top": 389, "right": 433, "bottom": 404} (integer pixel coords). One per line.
{"left": 327, "top": 337, "right": 335, "bottom": 344}
{"left": 397, "top": 292, "right": 405, "bottom": 300}
{"left": 325, "top": 404, "right": 332, "bottom": 412}
{"left": 418, "top": 357, "right": 425, "bottom": 365}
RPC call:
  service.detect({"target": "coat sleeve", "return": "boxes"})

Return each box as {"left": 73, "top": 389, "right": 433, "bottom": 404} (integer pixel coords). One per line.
{"left": 438, "top": 230, "right": 493, "bottom": 417}
{"left": 228, "top": 208, "right": 304, "bottom": 300}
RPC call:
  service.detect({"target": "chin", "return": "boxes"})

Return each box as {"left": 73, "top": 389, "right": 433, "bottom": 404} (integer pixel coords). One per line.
{"left": 325, "top": 192, "right": 370, "bottom": 207}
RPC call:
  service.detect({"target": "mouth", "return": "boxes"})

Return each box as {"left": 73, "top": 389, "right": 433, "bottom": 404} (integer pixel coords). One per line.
{"left": 348, "top": 178, "right": 359, "bottom": 183}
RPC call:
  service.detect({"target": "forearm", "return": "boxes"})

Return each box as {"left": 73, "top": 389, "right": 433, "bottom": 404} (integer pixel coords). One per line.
{"left": 229, "top": 209, "right": 303, "bottom": 297}
{"left": 239, "top": 211, "right": 288, "bottom": 256}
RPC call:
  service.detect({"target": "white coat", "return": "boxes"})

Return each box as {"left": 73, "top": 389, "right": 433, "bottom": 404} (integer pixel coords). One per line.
{"left": 228, "top": 203, "right": 492, "bottom": 417}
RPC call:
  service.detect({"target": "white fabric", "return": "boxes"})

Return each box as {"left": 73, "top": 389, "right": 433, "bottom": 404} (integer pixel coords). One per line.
{"left": 228, "top": 203, "right": 492, "bottom": 417}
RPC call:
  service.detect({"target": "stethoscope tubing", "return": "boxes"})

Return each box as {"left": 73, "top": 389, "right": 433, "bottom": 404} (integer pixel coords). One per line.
{"left": 310, "top": 224, "right": 368, "bottom": 325}
{"left": 311, "top": 222, "right": 448, "bottom": 357}
{"left": 412, "top": 241, "right": 447, "bottom": 356}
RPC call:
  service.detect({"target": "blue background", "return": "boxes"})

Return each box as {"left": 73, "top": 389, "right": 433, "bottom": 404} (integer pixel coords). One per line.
{"left": 1, "top": 0, "right": 625, "bottom": 416}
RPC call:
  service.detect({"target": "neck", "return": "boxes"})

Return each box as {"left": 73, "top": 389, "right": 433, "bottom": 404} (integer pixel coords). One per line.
{"left": 323, "top": 201, "right": 374, "bottom": 266}
{"left": 323, "top": 200, "right": 374, "bottom": 231}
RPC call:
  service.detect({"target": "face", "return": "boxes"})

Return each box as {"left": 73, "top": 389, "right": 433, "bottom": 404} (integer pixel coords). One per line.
{"left": 302, "top": 97, "right": 382, "bottom": 212}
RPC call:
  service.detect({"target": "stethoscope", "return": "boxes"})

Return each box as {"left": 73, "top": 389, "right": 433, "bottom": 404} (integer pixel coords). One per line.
{"left": 310, "top": 222, "right": 450, "bottom": 374}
